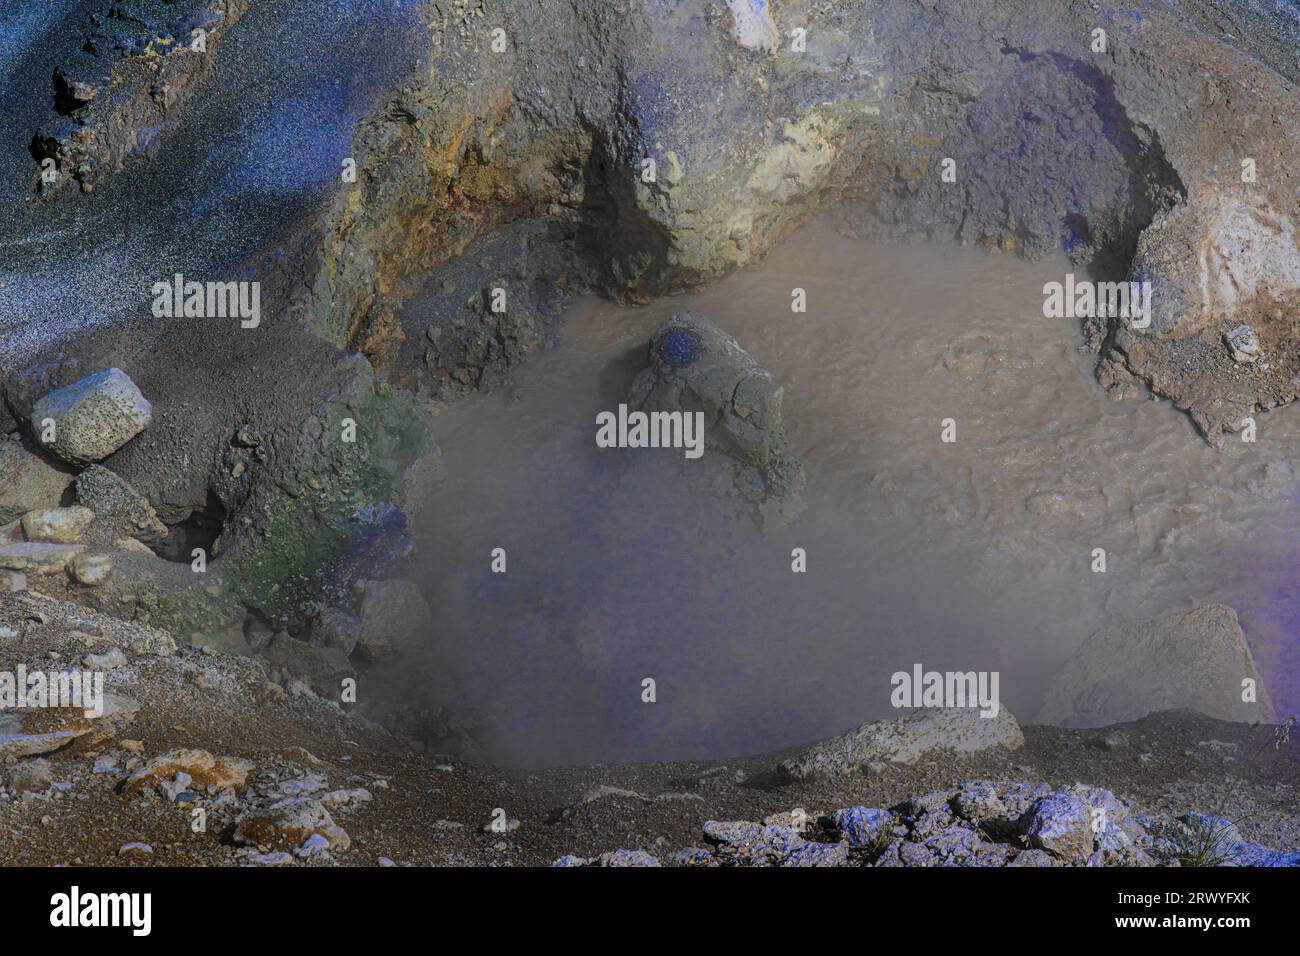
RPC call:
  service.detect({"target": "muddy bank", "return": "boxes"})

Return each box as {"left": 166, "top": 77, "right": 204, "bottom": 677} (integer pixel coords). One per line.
{"left": 1, "top": 592, "right": 1297, "bottom": 866}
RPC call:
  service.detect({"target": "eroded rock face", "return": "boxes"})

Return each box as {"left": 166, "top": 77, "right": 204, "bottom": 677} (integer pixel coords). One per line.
{"left": 629, "top": 312, "right": 804, "bottom": 501}
{"left": 74, "top": 465, "right": 168, "bottom": 546}
{"left": 30, "top": 368, "right": 152, "bottom": 465}
{"left": 0, "top": 442, "right": 74, "bottom": 524}
{"left": 778, "top": 706, "right": 1025, "bottom": 781}
{"left": 31, "top": 0, "right": 254, "bottom": 195}
{"left": 1038, "top": 604, "right": 1274, "bottom": 728}
{"left": 3, "top": 0, "right": 1299, "bottom": 450}
{"left": 1024, "top": 785, "right": 1149, "bottom": 865}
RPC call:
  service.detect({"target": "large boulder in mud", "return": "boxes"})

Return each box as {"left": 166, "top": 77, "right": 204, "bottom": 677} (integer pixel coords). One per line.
{"left": 778, "top": 707, "right": 1025, "bottom": 781}
{"left": 30, "top": 368, "right": 152, "bottom": 465}
{"left": 0, "top": 441, "right": 74, "bottom": 523}
{"left": 1038, "top": 604, "right": 1274, "bottom": 728}
{"left": 630, "top": 313, "right": 787, "bottom": 469}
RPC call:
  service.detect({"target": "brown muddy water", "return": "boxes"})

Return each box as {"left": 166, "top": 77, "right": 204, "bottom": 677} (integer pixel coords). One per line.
{"left": 408, "top": 220, "right": 1300, "bottom": 767}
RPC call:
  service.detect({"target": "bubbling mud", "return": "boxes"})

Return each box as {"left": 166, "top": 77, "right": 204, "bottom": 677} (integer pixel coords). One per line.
{"left": 406, "top": 219, "right": 1300, "bottom": 767}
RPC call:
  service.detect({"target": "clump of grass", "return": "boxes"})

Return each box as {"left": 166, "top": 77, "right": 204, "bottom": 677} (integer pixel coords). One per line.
{"left": 1274, "top": 715, "right": 1295, "bottom": 751}
{"left": 1170, "top": 816, "right": 1242, "bottom": 868}
{"left": 857, "top": 822, "right": 897, "bottom": 863}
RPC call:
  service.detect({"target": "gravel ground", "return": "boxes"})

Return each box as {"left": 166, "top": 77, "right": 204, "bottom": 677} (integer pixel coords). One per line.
{"left": 3, "top": 589, "right": 1296, "bottom": 867}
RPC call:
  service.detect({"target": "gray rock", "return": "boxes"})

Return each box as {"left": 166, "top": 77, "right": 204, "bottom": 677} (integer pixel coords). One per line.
{"left": 1038, "top": 605, "right": 1275, "bottom": 727}
{"left": 243, "top": 851, "right": 295, "bottom": 867}
{"left": 30, "top": 368, "right": 152, "bottom": 465}
{"left": 74, "top": 465, "right": 167, "bottom": 544}
{"left": 779, "top": 707, "right": 1025, "bottom": 780}
{"left": 234, "top": 797, "right": 350, "bottom": 853}
{"left": 952, "top": 781, "right": 1050, "bottom": 837}
{"left": 0, "top": 442, "right": 74, "bottom": 524}
{"left": 1008, "top": 848, "right": 1059, "bottom": 867}
{"left": 0, "top": 710, "right": 93, "bottom": 760}
{"left": 83, "top": 647, "right": 128, "bottom": 669}
{"left": 309, "top": 607, "right": 362, "bottom": 657}
{"left": 3, "top": 594, "right": 176, "bottom": 656}
{"left": 780, "top": 843, "right": 851, "bottom": 867}
{"left": 21, "top": 506, "right": 95, "bottom": 544}
{"left": 702, "top": 820, "right": 806, "bottom": 865}
{"left": 595, "top": 849, "right": 661, "bottom": 867}
{"left": 1024, "top": 785, "right": 1146, "bottom": 866}
{"left": 259, "top": 634, "right": 354, "bottom": 698}
{"left": 923, "top": 826, "right": 1007, "bottom": 866}
{"left": 831, "top": 806, "right": 894, "bottom": 846}
{"left": 356, "top": 579, "right": 432, "bottom": 661}
{"left": 628, "top": 314, "right": 801, "bottom": 497}
{"left": 158, "top": 772, "right": 194, "bottom": 802}
{"left": 5, "top": 757, "right": 54, "bottom": 793}
{"left": 0, "top": 542, "right": 85, "bottom": 575}
{"left": 68, "top": 552, "right": 113, "bottom": 586}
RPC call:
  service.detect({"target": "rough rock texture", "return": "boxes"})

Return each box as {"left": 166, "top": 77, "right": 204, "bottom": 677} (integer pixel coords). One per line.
{"left": 779, "top": 707, "right": 1026, "bottom": 781}
{"left": 31, "top": 0, "right": 254, "bottom": 195}
{"left": 1038, "top": 605, "right": 1275, "bottom": 728}
{"left": 122, "top": 748, "right": 254, "bottom": 794}
{"left": 0, "top": 710, "right": 95, "bottom": 761}
{"left": 6, "top": 0, "right": 1298, "bottom": 448}
{"left": 234, "top": 797, "right": 351, "bottom": 854}
{"left": 30, "top": 368, "right": 153, "bottom": 465}
{"left": 0, "top": 592, "right": 177, "bottom": 657}
{"left": 74, "top": 464, "right": 169, "bottom": 546}
{"left": 629, "top": 312, "right": 804, "bottom": 499}
{"left": 259, "top": 634, "right": 355, "bottom": 698}
{"left": 21, "top": 506, "right": 96, "bottom": 545}
{"left": 0, "top": 442, "right": 75, "bottom": 524}
{"left": 558, "top": 779, "right": 1300, "bottom": 868}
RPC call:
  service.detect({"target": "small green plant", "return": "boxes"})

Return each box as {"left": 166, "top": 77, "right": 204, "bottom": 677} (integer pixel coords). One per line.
{"left": 1274, "top": 715, "right": 1295, "bottom": 751}
{"left": 1170, "top": 816, "right": 1242, "bottom": 868}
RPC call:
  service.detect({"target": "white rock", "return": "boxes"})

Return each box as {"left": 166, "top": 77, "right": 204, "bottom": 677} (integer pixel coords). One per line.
{"left": 69, "top": 552, "right": 113, "bottom": 586}
{"left": 779, "top": 707, "right": 1025, "bottom": 780}
{"left": 21, "top": 506, "right": 95, "bottom": 544}
{"left": 30, "top": 368, "right": 152, "bottom": 465}
{"left": 1038, "top": 605, "right": 1274, "bottom": 727}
